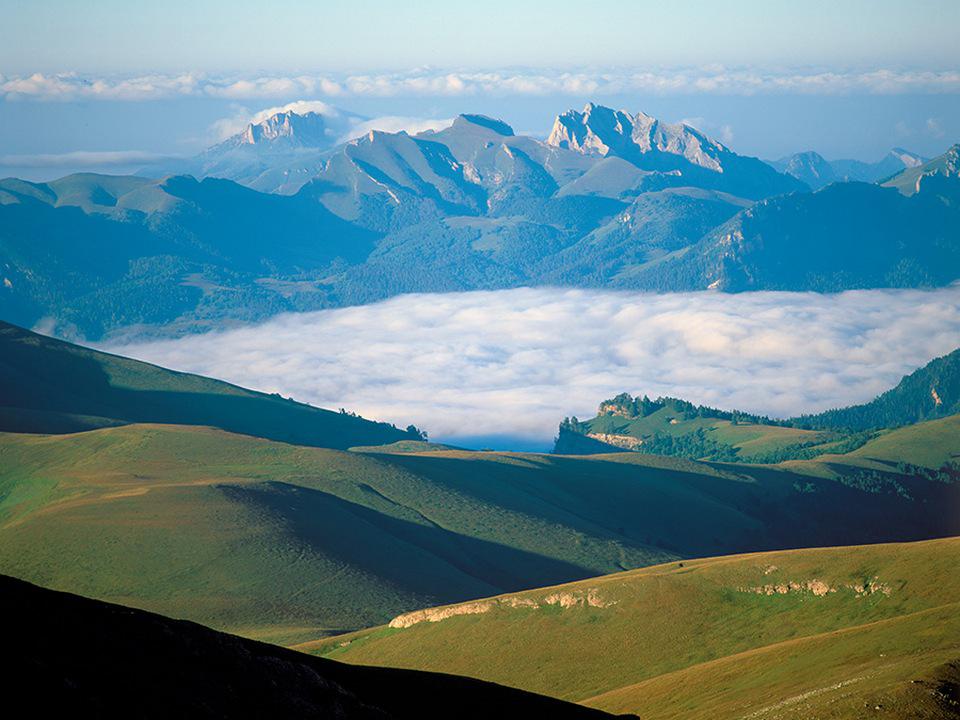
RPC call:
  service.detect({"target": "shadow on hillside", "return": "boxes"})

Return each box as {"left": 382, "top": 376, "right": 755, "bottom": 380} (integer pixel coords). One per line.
{"left": 2, "top": 574, "right": 622, "bottom": 719}
{"left": 0, "top": 322, "right": 409, "bottom": 449}
{"left": 372, "top": 452, "right": 960, "bottom": 561}
{"left": 221, "top": 480, "right": 599, "bottom": 607}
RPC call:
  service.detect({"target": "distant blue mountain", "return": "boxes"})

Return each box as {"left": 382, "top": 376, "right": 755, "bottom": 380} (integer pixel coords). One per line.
{"left": 1, "top": 105, "right": 957, "bottom": 339}
{"left": 768, "top": 148, "right": 926, "bottom": 190}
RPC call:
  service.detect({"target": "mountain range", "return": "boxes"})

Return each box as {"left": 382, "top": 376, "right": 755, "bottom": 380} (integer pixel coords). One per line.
{"left": 3, "top": 97, "right": 959, "bottom": 719}
{"left": 155, "top": 107, "right": 366, "bottom": 195}
{"left": 1, "top": 104, "right": 958, "bottom": 340}
{"left": 768, "top": 147, "right": 926, "bottom": 190}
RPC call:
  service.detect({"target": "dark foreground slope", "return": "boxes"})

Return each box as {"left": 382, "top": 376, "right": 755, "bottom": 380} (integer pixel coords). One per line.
{"left": 0, "top": 320, "right": 416, "bottom": 448}
{"left": 1, "top": 574, "right": 620, "bottom": 720}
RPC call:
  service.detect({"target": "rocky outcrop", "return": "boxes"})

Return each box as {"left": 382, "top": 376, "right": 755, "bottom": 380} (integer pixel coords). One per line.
{"left": 389, "top": 588, "right": 616, "bottom": 629}
{"left": 597, "top": 401, "right": 637, "bottom": 418}
{"left": 587, "top": 432, "right": 643, "bottom": 450}
{"left": 740, "top": 576, "right": 891, "bottom": 598}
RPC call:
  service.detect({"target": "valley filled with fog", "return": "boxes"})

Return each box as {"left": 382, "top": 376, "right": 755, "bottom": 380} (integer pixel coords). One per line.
{"left": 108, "top": 284, "right": 960, "bottom": 449}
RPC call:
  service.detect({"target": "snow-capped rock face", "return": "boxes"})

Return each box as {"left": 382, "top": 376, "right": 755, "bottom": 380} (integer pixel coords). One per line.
{"left": 238, "top": 111, "right": 330, "bottom": 147}
{"left": 546, "top": 103, "right": 725, "bottom": 172}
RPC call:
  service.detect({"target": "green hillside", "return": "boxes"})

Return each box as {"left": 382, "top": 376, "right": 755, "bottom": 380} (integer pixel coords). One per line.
{"left": 303, "top": 536, "right": 960, "bottom": 719}
{"left": 796, "top": 347, "right": 960, "bottom": 431}
{"left": 557, "top": 348, "right": 960, "bottom": 461}
{"left": 555, "top": 394, "right": 835, "bottom": 462}
{"left": 0, "top": 320, "right": 416, "bottom": 448}
{"left": 1, "top": 416, "right": 957, "bottom": 644}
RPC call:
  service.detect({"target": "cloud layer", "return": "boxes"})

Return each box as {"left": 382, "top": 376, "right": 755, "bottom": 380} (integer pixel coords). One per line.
{"left": 0, "top": 149, "right": 175, "bottom": 168}
{"left": 106, "top": 286, "right": 960, "bottom": 449}
{"left": 5, "top": 67, "right": 960, "bottom": 102}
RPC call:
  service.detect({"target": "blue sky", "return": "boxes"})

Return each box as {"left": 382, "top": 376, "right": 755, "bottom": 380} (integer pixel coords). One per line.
{"left": 3, "top": 0, "right": 959, "bottom": 73}
{"left": 1, "top": 1, "right": 958, "bottom": 177}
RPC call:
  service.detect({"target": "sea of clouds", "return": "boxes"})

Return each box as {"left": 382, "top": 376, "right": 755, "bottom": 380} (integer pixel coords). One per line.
{"left": 4, "top": 67, "right": 960, "bottom": 102}
{"left": 107, "top": 286, "right": 960, "bottom": 450}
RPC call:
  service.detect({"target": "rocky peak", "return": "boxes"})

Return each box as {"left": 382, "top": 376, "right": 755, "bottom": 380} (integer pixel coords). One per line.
{"left": 547, "top": 103, "right": 725, "bottom": 172}
{"left": 781, "top": 151, "right": 834, "bottom": 180}
{"left": 239, "top": 111, "right": 329, "bottom": 147}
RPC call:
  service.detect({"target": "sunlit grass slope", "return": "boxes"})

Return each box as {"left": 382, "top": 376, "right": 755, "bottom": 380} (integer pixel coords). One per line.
{"left": 1, "top": 418, "right": 957, "bottom": 645}
{"left": 303, "top": 537, "right": 960, "bottom": 719}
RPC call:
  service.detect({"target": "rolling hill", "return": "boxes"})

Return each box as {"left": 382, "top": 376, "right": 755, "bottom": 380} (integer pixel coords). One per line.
{"left": 556, "top": 348, "right": 960, "bottom": 461}
{"left": 555, "top": 394, "right": 836, "bottom": 462}
{"left": 3, "top": 574, "right": 619, "bottom": 719}
{"left": 1, "top": 413, "right": 957, "bottom": 643}
{"left": 0, "top": 320, "right": 416, "bottom": 448}
{"left": 301, "top": 536, "right": 960, "bottom": 719}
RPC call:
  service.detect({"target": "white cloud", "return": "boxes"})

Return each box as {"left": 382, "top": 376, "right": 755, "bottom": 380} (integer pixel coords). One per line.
{"left": 4, "top": 67, "right": 960, "bottom": 102}
{"left": 926, "top": 117, "right": 945, "bottom": 138}
{"left": 104, "top": 286, "right": 960, "bottom": 449}
{"left": 0, "top": 150, "right": 175, "bottom": 168}
{"left": 0, "top": 72, "right": 202, "bottom": 100}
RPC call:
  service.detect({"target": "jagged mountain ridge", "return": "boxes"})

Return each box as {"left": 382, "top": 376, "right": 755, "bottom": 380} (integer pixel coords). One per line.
{"left": 618, "top": 144, "right": 960, "bottom": 293}
{"left": 2, "top": 106, "right": 958, "bottom": 339}
{"left": 769, "top": 147, "right": 927, "bottom": 190}
{"left": 222, "top": 109, "right": 334, "bottom": 148}
{"left": 547, "top": 103, "right": 726, "bottom": 170}
{"left": 151, "top": 107, "right": 365, "bottom": 195}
